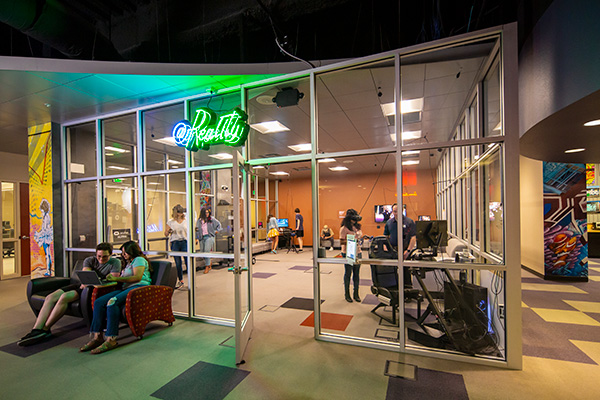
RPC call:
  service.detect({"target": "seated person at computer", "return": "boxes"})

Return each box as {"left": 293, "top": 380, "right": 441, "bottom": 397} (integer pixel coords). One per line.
{"left": 320, "top": 225, "right": 334, "bottom": 250}
{"left": 80, "top": 240, "right": 152, "bottom": 354}
{"left": 18, "top": 242, "right": 121, "bottom": 346}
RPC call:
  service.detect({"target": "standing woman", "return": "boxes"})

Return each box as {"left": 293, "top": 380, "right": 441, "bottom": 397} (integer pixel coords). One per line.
{"left": 266, "top": 214, "right": 279, "bottom": 254}
{"left": 195, "top": 207, "right": 222, "bottom": 274}
{"left": 80, "top": 241, "right": 152, "bottom": 354}
{"left": 340, "top": 209, "right": 363, "bottom": 303}
{"left": 165, "top": 204, "right": 187, "bottom": 289}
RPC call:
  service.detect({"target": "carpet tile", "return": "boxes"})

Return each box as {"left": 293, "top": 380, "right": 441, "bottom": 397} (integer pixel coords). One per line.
{"left": 280, "top": 297, "right": 324, "bottom": 310}
{"left": 522, "top": 283, "right": 587, "bottom": 293}
{"left": 151, "top": 361, "right": 249, "bottom": 400}
{"left": 563, "top": 300, "right": 600, "bottom": 313}
{"left": 386, "top": 368, "right": 468, "bottom": 400}
{"left": 300, "top": 311, "right": 353, "bottom": 331}
{"left": 252, "top": 272, "right": 276, "bottom": 279}
{"left": 531, "top": 308, "right": 600, "bottom": 326}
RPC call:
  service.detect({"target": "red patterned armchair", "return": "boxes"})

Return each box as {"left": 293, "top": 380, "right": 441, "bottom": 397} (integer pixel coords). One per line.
{"left": 92, "top": 260, "right": 177, "bottom": 339}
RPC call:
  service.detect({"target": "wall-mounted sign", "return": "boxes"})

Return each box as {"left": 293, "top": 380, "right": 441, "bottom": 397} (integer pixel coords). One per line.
{"left": 172, "top": 107, "right": 250, "bottom": 151}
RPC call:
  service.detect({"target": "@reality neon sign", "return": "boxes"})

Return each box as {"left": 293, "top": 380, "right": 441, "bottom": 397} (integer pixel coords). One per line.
{"left": 172, "top": 107, "right": 250, "bottom": 151}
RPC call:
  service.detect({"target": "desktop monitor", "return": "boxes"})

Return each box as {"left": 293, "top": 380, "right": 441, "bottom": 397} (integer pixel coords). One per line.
{"left": 416, "top": 220, "right": 448, "bottom": 252}
{"left": 277, "top": 218, "right": 289, "bottom": 228}
{"left": 374, "top": 205, "right": 393, "bottom": 223}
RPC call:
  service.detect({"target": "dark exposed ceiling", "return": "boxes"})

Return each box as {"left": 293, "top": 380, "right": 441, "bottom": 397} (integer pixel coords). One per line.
{"left": 0, "top": 0, "right": 518, "bottom": 64}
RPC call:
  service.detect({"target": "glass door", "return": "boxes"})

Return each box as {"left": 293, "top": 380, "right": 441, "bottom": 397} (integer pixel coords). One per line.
{"left": 1, "top": 181, "right": 20, "bottom": 279}
{"left": 233, "top": 151, "right": 253, "bottom": 364}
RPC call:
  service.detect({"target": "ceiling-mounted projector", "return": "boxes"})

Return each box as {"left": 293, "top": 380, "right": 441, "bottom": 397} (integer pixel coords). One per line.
{"left": 272, "top": 87, "right": 304, "bottom": 107}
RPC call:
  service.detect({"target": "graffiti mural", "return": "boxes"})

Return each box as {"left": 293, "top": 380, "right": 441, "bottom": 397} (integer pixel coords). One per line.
{"left": 543, "top": 162, "right": 587, "bottom": 278}
{"left": 28, "top": 124, "right": 53, "bottom": 278}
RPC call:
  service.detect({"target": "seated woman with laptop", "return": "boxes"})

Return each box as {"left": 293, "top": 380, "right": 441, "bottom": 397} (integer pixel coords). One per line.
{"left": 18, "top": 242, "right": 121, "bottom": 346}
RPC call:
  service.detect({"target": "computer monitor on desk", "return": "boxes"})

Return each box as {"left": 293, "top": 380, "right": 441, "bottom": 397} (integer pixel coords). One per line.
{"left": 416, "top": 220, "right": 448, "bottom": 257}
{"left": 277, "top": 218, "right": 289, "bottom": 228}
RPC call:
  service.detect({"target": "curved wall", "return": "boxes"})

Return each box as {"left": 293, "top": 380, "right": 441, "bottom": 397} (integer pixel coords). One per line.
{"left": 519, "top": 0, "right": 600, "bottom": 137}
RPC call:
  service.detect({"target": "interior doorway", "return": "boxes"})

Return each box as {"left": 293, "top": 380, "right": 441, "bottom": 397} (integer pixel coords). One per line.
{"left": 1, "top": 181, "right": 27, "bottom": 279}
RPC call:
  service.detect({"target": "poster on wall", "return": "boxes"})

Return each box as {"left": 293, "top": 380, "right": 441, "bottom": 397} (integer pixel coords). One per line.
{"left": 28, "top": 123, "right": 53, "bottom": 278}
{"left": 586, "top": 163, "right": 596, "bottom": 187}
{"left": 543, "top": 162, "right": 587, "bottom": 278}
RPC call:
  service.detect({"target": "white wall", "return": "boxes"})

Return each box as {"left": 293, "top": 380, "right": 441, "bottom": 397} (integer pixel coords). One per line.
{"left": 0, "top": 151, "right": 28, "bottom": 183}
{"left": 520, "top": 155, "right": 544, "bottom": 274}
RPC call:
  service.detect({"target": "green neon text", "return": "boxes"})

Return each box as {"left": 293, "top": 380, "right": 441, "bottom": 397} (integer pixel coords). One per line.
{"left": 172, "top": 107, "right": 249, "bottom": 151}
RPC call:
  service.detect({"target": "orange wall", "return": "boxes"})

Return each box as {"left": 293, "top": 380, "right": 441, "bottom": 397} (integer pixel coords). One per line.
{"left": 277, "top": 168, "right": 437, "bottom": 246}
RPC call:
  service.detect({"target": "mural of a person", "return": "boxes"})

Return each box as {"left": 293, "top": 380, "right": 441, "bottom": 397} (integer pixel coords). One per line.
{"left": 34, "top": 198, "right": 53, "bottom": 276}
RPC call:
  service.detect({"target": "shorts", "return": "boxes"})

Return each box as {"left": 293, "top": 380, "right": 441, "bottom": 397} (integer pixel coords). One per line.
{"left": 61, "top": 283, "right": 83, "bottom": 296}
{"left": 295, "top": 230, "right": 304, "bottom": 238}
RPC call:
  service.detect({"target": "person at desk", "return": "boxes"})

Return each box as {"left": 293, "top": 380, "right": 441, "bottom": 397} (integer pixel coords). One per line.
{"left": 294, "top": 208, "right": 304, "bottom": 252}
{"left": 266, "top": 214, "right": 279, "bottom": 254}
{"left": 165, "top": 204, "right": 187, "bottom": 289}
{"left": 340, "top": 209, "right": 363, "bottom": 303}
{"left": 195, "top": 207, "right": 222, "bottom": 274}
{"left": 384, "top": 203, "right": 416, "bottom": 286}
{"left": 80, "top": 240, "right": 152, "bottom": 354}
{"left": 18, "top": 242, "right": 121, "bottom": 346}
{"left": 320, "top": 225, "right": 334, "bottom": 250}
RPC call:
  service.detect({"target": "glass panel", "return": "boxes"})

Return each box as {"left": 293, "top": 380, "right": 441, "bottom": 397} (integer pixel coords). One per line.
{"left": 189, "top": 91, "right": 243, "bottom": 167}
{"left": 404, "top": 267, "right": 506, "bottom": 361}
{"left": 483, "top": 61, "right": 502, "bottom": 137}
{"left": 103, "top": 177, "right": 139, "bottom": 246}
{"left": 400, "top": 38, "right": 498, "bottom": 146}
{"left": 103, "top": 113, "right": 137, "bottom": 176}
{"left": 67, "top": 122, "right": 96, "bottom": 178}
{"left": 66, "top": 251, "right": 95, "bottom": 276}
{"left": 316, "top": 60, "right": 394, "bottom": 153}
{"left": 144, "top": 173, "right": 186, "bottom": 251}
{"left": 192, "top": 168, "right": 235, "bottom": 319}
{"left": 400, "top": 144, "right": 503, "bottom": 265}
{"left": 247, "top": 77, "right": 311, "bottom": 159}
{"left": 317, "top": 153, "right": 399, "bottom": 342}
{"left": 67, "top": 181, "right": 98, "bottom": 248}
{"left": 2, "top": 182, "right": 16, "bottom": 239}
{"left": 238, "top": 162, "right": 250, "bottom": 318}
{"left": 143, "top": 103, "right": 186, "bottom": 172}
{"left": 2, "top": 241, "right": 17, "bottom": 275}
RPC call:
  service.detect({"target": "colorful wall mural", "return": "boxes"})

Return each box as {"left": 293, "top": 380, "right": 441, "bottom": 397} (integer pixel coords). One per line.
{"left": 28, "top": 124, "right": 53, "bottom": 278}
{"left": 543, "top": 162, "right": 587, "bottom": 278}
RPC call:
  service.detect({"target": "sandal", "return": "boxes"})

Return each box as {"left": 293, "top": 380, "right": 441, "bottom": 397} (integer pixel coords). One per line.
{"left": 91, "top": 339, "right": 118, "bottom": 354}
{"left": 80, "top": 338, "right": 104, "bottom": 352}
{"left": 204, "top": 265, "right": 211, "bottom": 274}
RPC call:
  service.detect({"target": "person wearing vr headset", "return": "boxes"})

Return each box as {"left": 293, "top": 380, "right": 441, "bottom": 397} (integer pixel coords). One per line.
{"left": 340, "top": 208, "right": 363, "bottom": 303}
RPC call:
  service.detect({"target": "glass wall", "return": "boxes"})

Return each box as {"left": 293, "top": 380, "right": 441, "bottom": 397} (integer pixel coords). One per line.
{"left": 62, "top": 26, "right": 517, "bottom": 367}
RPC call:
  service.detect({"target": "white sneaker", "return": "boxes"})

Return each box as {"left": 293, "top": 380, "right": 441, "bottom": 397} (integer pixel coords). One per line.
{"left": 329, "top": 247, "right": 334, "bottom": 251}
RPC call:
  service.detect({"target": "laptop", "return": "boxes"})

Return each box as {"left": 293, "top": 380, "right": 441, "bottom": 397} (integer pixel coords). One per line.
{"left": 76, "top": 270, "right": 108, "bottom": 285}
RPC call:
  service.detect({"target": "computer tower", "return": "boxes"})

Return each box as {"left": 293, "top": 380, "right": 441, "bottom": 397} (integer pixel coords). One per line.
{"left": 443, "top": 281, "right": 488, "bottom": 331}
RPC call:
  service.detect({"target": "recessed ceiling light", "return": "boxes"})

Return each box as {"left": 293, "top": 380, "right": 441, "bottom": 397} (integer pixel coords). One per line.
{"left": 105, "top": 146, "right": 130, "bottom": 153}
{"left": 380, "top": 98, "right": 424, "bottom": 116}
{"left": 147, "top": 182, "right": 160, "bottom": 185}
{"left": 565, "top": 148, "right": 585, "bottom": 153}
{"left": 153, "top": 137, "right": 178, "bottom": 146}
{"left": 107, "top": 166, "right": 129, "bottom": 170}
{"left": 390, "top": 131, "right": 422, "bottom": 142}
{"left": 493, "top": 122, "right": 502, "bottom": 131}
{"left": 402, "top": 160, "right": 420, "bottom": 166}
{"left": 167, "top": 159, "right": 183, "bottom": 164}
{"left": 270, "top": 171, "right": 289, "bottom": 176}
{"left": 252, "top": 166, "right": 265, "bottom": 169}
{"left": 288, "top": 143, "right": 312, "bottom": 152}
{"left": 401, "top": 150, "right": 420, "bottom": 156}
{"left": 342, "top": 160, "right": 354, "bottom": 164}
{"left": 250, "top": 121, "right": 290, "bottom": 134}
{"left": 105, "top": 153, "right": 115, "bottom": 156}
{"left": 584, "top": 119, "right": 600, "bottom": 127}
{"left": 318, "top": 158, "right": 336, "bottom": 163}
{"left": 208, "top": 153, "right": 233, "bottom": 160}
{"left": 329, "top": 166, "right": 349, "bottom": 171}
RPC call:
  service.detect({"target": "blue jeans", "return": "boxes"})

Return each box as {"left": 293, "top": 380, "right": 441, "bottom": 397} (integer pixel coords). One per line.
{"left": 90, "top": 285, "right": 144, "bottom": 337}
{"left": 199, "top": 234, "right": 215, "bottom": 266}
{"left": 170, "top": 239, "right": 187, "bottom": 281}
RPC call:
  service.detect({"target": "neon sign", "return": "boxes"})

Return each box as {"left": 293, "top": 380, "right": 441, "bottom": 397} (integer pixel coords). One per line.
{"left": 172, "top": 107, "right": 250, "bottom": 151}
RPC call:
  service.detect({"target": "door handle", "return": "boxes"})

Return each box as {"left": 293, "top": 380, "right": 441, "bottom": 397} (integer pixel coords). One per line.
{"left": 227, "top": 266, "right": 248, "bottom": 274}
{"left": 19, "top": 235, "right": 30, "bottom": 239}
